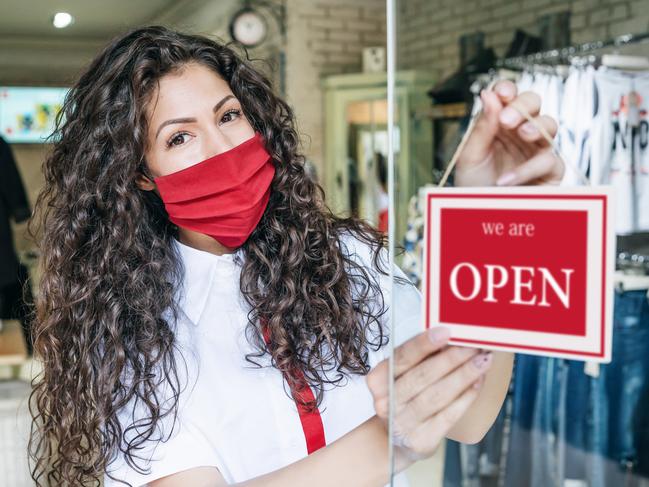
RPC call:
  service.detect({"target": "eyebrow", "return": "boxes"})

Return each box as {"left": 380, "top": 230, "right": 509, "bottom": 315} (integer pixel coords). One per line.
{"left": 154, "top": 94, "right": 236, "bottom": 140}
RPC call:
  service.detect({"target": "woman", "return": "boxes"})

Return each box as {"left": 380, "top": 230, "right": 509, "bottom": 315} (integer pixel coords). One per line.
{"left": 27, "top": 25, "right": 562, "bottom": 487}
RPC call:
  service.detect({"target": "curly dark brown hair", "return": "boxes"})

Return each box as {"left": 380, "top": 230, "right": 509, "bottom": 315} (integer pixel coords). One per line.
{"left": 26, "top": 24, "right": 404, "bottom": 487}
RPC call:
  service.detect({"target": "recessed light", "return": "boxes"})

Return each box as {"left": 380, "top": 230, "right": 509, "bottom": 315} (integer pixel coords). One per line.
{"left": 52, "top": 12, "right": 74, "bottom": 29}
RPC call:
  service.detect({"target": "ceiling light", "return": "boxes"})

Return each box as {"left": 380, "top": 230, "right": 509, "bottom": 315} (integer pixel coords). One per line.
{"left": 52, "top": 12, "right": 74, "bottom": 29}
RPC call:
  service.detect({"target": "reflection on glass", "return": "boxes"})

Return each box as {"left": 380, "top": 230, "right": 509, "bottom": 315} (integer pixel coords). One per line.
{"left": 388, "top": 1, "right": 649, "bottom": 486}
{"left": 345, "top": 99, "right": 391, "bottom": 226}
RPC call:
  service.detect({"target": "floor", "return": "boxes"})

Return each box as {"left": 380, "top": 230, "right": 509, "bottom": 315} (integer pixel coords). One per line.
{"left": 406, "top": 443, "right": 445, "bottom": 486}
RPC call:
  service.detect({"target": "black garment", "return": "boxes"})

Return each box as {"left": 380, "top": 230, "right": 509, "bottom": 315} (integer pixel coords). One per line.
{"left": 0, "top": 263, "right": 34, "bottom": 355}
{"left": 0, "top": 135, "right": 31, "bottom": 287}
{"left": 427, "top": 48, "right": 496, "bottom": 105}
{"left": 0, "top": 135, "right": 33, "bottom": 356}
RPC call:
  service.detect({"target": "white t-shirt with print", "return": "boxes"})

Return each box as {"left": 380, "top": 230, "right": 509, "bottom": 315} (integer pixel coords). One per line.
{"left": 590, "top": 66, "right": 649, "bottom": 234}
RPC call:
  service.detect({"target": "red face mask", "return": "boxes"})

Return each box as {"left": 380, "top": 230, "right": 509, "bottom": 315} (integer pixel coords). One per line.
{"left": 153, "top": 131, "right": 275, "bottom": 248}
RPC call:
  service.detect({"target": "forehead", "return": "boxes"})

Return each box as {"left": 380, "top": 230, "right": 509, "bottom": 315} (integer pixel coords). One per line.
{"left": 146, "top": 63, "right": 233, "bottom": 122}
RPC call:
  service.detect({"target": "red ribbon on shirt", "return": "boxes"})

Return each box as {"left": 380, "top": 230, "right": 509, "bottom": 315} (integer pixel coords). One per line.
{"left": 260, "top": 318, "right": 326, "bottom": 454}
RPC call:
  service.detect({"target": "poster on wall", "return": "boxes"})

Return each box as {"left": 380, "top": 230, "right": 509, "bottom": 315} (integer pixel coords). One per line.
{"left": 0, "top": 86, "right": 67, "bottom": 143}
{"left": 421, "top": 186, "right": 615, "bottom": 363}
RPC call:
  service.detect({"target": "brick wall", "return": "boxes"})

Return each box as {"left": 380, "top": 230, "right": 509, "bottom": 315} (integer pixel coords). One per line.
{"left": 284, "top": 0, "right": 386, "bottom": 181}
{"left": 397, "top": 0, "right": 649, "bottom": 80}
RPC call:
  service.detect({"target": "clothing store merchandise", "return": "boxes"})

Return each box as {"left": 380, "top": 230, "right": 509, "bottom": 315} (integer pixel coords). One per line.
{"left": 416, "top": 59, "right": 649, "bottom": 485}
{"left": 501, "top": 289, "right": 649, "bottom": 487}
{"left": 377, "top": 186, "right": 389, "bottom": 233}
{"left": 427, "top": 48, "right": 496, "bottom": 104}
{"left": 0, "top": 135, "right": 34, "bottom": 357}
{"left": 153, "top": 132, "right": 276, "bottom": 248}
{"left": 475, "top": 63, "right": 649, "bottom": 223}
{"left": 0, "top": 263, "right": 35, "bottom": 356}
{"left": 601, "top": 290, "right": 649, "bottom": 483}
{"left": 504, "top": 29, "right": 543, "bottom": 59}
{"left": 505, "top": 65, "right": 649, "bottom": 234}
{"left": 0, "top": 136, "right": 31, "bottom": 287}
{"left": 515, "top": 69, "right": 563, "bottom": 122}
{"left": 401, "top": 97, "right": 649, "bottom": 484}
{"left": 103, "top": 230, "right": 423, "bottom": 487}
{"left": 443, "top": 405, "right": 508, "bottom": 487}
{"left": 402, "top": 193, "right": 425, "bottom": 287}
{"left": 559, "top": 65, "right": 597, "bottom": 186}
{"left": 590, "top": 66, "right": 649, "bottom": 234}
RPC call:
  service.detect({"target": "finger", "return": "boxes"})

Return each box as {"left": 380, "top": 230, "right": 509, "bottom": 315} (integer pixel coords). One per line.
{"left": 499, "top": 91, "right": 542, "bottom": 130}
{"left": 495, "top": 129, "right": 536, "bottom": 162}
{"left": 395, "top": 346, "right": 481, "bottom": 405}
{"left": 458, "top": 89, "right": 503, "bottom": 165}
{"left": 492, "top": 79, "right": 517, "bottom": 103}
{"left": 496, "top": 149, "right": 564, "bottom": 186}
{"left": 393, "top": 327, "right": 452, "bottom": 378}
{"left": 398, "top": 351, "right": 493, "bottom": 432}
{"left": 366, "top": 327, "right": 451, "bottom": 399}
{"left": 402, "top": 380, "right": 483, "bottom": 458}
{"left": 517, "top": 114, "right": 558, "bottom": 146}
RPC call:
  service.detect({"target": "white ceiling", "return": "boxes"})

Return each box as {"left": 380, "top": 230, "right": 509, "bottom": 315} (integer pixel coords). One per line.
{"left": 0, "top": 0, "right": 241, "bottom": 84}
{"left": 0, "top": 0, "right": 178, "bottom": 38}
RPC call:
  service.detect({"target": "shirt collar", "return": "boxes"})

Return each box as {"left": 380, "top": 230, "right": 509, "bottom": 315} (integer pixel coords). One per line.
{"left": 172, "top": 237, "right": 244, "bottom": 326}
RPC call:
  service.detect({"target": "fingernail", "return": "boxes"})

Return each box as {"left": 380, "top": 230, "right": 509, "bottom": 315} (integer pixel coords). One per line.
{"left": 473, "top": 352, "right": 493, "bottom": 369}
{"left": 428, "top": 326, "right": 450, "bottom": 343}
{"left": 496, "top": 172, "right": 517, "bottom": 186}
{"left": 500, "top": 107, "right": 518, "bottom": 126}
{"left": 521, "top": 122, "right": 538, "bottom": 135}
{"left": 473, "top": 376, "right": 485, "bottom": 389}
{"left": 479, "top": 91, "right": 489, "bottom": 114}
{"left": 497, "top": 83, "right": 514, "bottom": 98}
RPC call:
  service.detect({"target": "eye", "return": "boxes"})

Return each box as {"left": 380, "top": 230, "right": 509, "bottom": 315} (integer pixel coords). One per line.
{"left": 166, "top": 131, "right": 190, "bottom": 149}
{"left": 221, "top": 108, "right": 242, "bottom": 124}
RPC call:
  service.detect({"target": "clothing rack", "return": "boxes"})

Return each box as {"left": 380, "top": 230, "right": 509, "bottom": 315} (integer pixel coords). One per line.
{"left": 615, "top": 235, "right": 649, "bottom": 296}
{"left": 617, "top": 233, "right": 649, "bottom": 271}
{"left": 617, "top": 250, "right": 649, "bottom": 273}
{"left": 496, "top": 31, "right": 649, "bottom": 69}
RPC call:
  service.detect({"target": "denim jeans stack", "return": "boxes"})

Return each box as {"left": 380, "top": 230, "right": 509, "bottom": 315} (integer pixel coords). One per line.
{"left": 443, "top": 289, "right": 649, "bottom": 487}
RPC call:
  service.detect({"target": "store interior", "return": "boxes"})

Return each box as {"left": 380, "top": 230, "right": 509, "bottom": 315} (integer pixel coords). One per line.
{"left": 393, "top": 2, "right": 649, "bottom": 487}
{"left": 1, "top": 0, "right": 649, "bottom": 486}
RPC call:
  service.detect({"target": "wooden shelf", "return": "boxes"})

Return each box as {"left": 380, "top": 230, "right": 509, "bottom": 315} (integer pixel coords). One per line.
{"left": 0, "top": 320, "right": 28, "bottom": 366}
{"left": 416, "top": 102, "right": 469, "bottom": 120}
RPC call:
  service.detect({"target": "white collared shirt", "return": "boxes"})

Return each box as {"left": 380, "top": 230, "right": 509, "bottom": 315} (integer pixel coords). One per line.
{"left": 103, "top": 231, "right": 422, "bottom": 487}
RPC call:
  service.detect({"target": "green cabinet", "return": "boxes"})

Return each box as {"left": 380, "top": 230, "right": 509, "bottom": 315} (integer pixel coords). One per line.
{"left": 322, "top": 70, "right": 436, "bottom": 247}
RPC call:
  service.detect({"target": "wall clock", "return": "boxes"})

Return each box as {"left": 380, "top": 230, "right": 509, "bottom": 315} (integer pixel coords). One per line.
{"left": 229, "top": 7, "right": 268, "bottom": 48}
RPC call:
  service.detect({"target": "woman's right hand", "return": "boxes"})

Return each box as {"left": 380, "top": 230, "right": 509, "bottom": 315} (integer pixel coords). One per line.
{"left": 365, "top": 327, "right": 493, "bottom": 470}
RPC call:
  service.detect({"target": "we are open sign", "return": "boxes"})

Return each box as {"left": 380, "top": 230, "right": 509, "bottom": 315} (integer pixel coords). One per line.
{"left": 422, "top": 186, "right": 615, "bottom": 363}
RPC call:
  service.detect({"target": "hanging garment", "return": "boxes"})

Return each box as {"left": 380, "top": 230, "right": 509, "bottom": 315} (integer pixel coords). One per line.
{"left": 590, "top": 66, "right": 649, "bottom": 234}
{"left": 376, "top": 186, "right": 389, "bottom": 233}
{"left": 559, "top": 65, "right": 597, "bottom": 186}
{"left": 0, "top": 136, "right": 31, "bottom": 287}
{"left": 402, "top": 193, "right": 425, "bottom": 287}
{"left": 517, "top": 69, "right": 535, "bottom": 94}
{"left": 0, "top": 262, "right": 34, "bottom": 355}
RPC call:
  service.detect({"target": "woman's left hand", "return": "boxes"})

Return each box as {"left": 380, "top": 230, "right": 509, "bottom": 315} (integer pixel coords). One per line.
{"left": 454, "top": 79, "right": 565, "bottom": 187}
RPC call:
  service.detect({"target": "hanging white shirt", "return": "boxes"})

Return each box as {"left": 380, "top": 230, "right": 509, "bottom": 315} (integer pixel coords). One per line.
{"left": 590, "top": 66, "right": 649, "bottom": 234}
{"left": 103, "top": 230, "right": 423, "bottom": 487}
{"left": 559, "top": 65, "right": 596, "bottom": 187}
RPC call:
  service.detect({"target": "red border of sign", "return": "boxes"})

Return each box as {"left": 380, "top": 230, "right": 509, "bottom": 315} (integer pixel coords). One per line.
{"left": 425, "top": 193, "right": 607, "bottom": 359}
